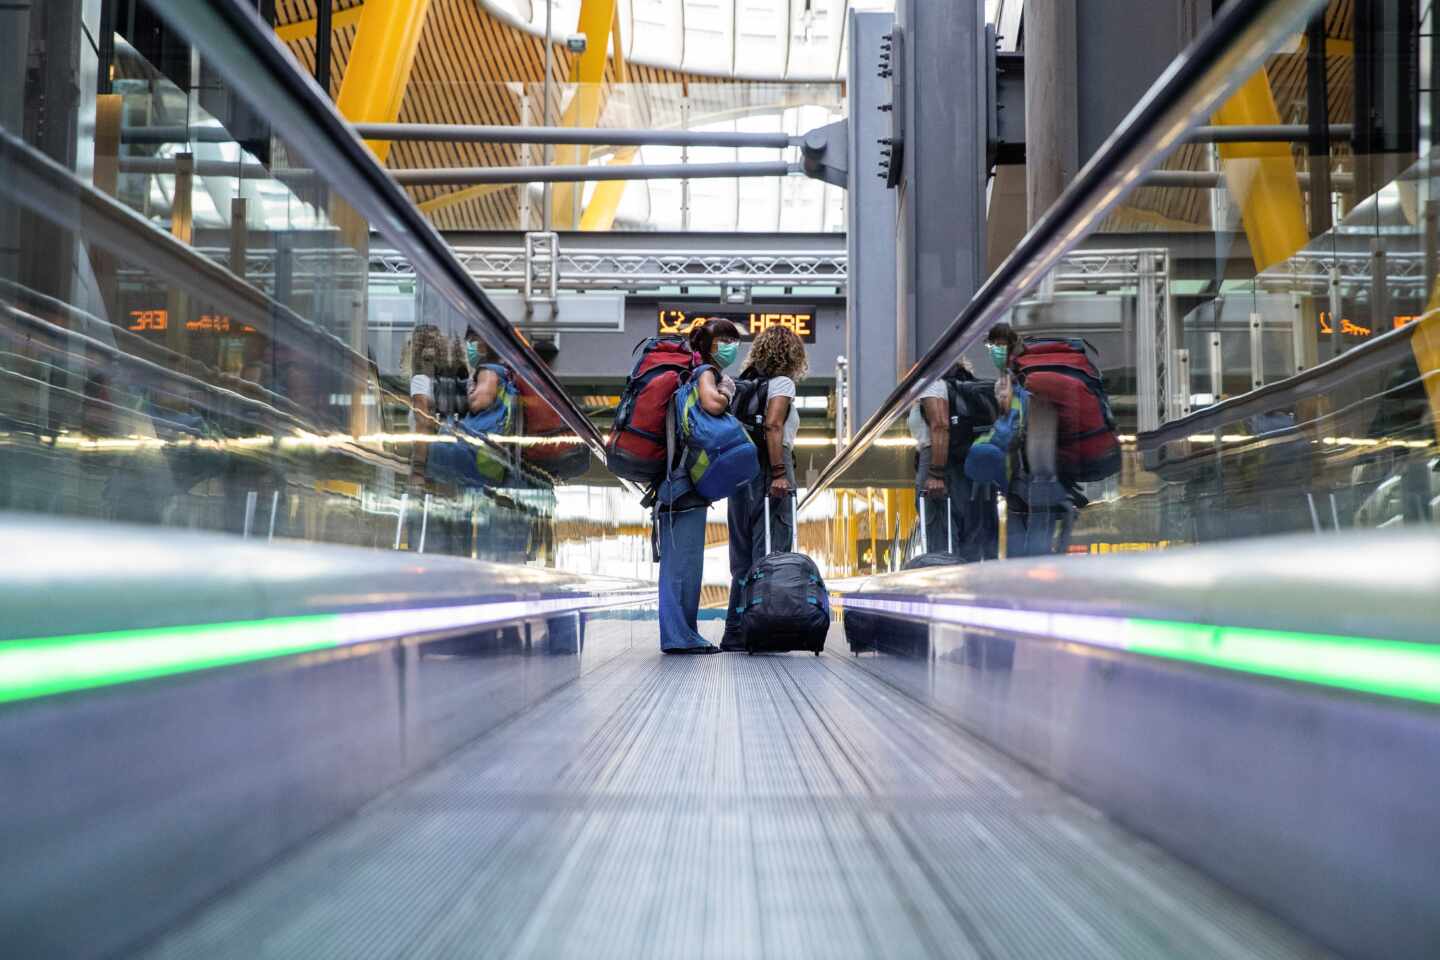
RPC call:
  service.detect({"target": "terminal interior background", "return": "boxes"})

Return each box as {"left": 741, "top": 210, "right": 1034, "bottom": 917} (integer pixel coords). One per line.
{"left": 3, "top": 0, "right": 1440, "bottom": 958}
{"left": 4, "top": 0, "right": 1435, "bottom": 586}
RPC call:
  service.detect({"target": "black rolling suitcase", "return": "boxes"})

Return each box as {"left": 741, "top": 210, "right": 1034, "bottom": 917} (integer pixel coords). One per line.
{"left": 903, "top": 496, "right": 964, "bottom": 570}
{"left": 843, "top": 580, "right": 879, "bottom": 655}
{"left": 738, "top": 496, "right": 831, "bottom": 655}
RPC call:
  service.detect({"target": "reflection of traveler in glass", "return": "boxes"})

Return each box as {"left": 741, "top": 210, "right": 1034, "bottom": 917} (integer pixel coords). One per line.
{"left": 406, "top": 323, "right": 449, "bottom": 488}
{"left": 462, "top": 332, "right": 504, "bottom": 423}
{"left": 909, "top": 358, "right": 998, "bottom": 561}
{"left": 657, "top": 319, "right": 739, "bottom": 655}
{"left": 986, "top": 323, "right": 1085, "bottom": 557}
{"left": 720, "top": 325, "right": 808, "bottom": 652}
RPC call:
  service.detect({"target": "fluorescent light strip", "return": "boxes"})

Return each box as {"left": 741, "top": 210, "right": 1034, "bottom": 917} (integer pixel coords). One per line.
{"left": 840, "top": 596, "right": 1440, "bottom": 704}
{"left": 0, "top": 592, "right": 656, "bottom": 706}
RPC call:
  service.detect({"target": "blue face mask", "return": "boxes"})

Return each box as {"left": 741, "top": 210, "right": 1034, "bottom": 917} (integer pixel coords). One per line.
{"left": 714, "top": 341, "right": 739, "bottom": 369}
{"left": 465, "top": 341, "right": 481, "bottom": 367}
{"left": 988, "top": 344, "right": 1008, "bottom": 372}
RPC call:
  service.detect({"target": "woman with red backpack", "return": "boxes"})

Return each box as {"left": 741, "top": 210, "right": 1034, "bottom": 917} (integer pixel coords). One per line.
{"left": 655, "top": 318, "right": 743, "bottom": 654}
{"left": 984, "top": 323, "right": 1120, "bottom": 557}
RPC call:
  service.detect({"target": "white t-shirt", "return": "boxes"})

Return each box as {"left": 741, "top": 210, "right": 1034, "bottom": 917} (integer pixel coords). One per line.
{"left": 906, "top": 379, "right": 950, "bottom": 449}
{"left": 767, "top": 376, "right": 801, "bottom": 449}
{"left": 409, "top": 374, "right": 432, "bottom": 429}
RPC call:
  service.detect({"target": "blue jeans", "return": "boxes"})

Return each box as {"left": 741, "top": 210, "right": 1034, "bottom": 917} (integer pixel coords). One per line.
{"left": 914, "top": 446, "right": 998, "bottom": 561}
{"left": 657, "top": 505, "right": 712, "bottom": 651}
{"left": 1005, "top": 480, "right": 1077, "bottom": 558}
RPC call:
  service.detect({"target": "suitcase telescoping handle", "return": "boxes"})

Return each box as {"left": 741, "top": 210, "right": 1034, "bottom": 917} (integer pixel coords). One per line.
{"left": 917, "top": 495, "right": 953, "bottom": 555}
{"left": 763, "top": 491, "right": 797, "bottom": 556}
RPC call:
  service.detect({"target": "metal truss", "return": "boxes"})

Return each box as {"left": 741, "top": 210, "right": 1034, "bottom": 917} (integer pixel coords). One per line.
{"left": 369, "top": 246, "right": 848, "bottom": 292}
{"left": 1255, "top": 250, "right": 1427, "bottom": 300}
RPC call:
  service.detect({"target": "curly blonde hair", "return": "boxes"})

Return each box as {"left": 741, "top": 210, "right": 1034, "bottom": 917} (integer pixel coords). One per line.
{"left": 747, "top": 325, "right": 808, "bottom": 380}
{"left": 407, "top": 324, "right": 452, "bottom": 377}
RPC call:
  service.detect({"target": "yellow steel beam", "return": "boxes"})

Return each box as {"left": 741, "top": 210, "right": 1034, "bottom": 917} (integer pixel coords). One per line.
{"left": 416, "top": 182, "right": 515, "bottom": 215}
{"left": 570, "top": 0, "right": 631, "bottom": 231}
{"left": 276, "top": 4, "right": 367, "bottom": 44}
{"left": 1213, "top": 69, "right": 1309, "bottom": 272}
{"left": 1298, "top": 34, "right": 1354, "bottom": 58}
{"left": 578, "top": 146, "right": 638, "bottom": 230}
{"left": 335, "top": 0, "right": 432, "bottom": 165}
{"left": 1414, "top": 288, "right": 1440, "bottom": 444}
{"left": 610, "top": 1, "right": 628, "bottom": 82}
{"left": 551, "top": 0, "right": 618, "bottom": 229}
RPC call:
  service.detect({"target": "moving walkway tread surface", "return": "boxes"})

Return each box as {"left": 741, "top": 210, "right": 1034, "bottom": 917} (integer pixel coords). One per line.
{"left": 140, "top": 624, "right": 1327, "bottom": 960}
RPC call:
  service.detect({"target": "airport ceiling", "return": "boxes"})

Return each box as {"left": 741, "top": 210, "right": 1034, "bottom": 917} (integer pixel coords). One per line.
{"left": 273, "top": 1, "right": 1357, "bottom": 235}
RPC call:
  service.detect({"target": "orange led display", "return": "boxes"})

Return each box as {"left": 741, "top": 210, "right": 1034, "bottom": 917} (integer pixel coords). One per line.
{"left": 655, "top": 303, "right": 818, "bottom": 343}
{"left": 127, "top": 309, "right": 168, "bottom": 332}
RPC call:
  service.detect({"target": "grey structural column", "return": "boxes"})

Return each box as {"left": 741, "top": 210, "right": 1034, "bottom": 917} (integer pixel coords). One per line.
{"left": 894, "top": 0, "right": 988, "bottom": 370}
{"left": 846, "top": 10, "right": 899, "bottom": 431}
{"left": 1024, "top": 0, "right": 1079, "bottom": 226}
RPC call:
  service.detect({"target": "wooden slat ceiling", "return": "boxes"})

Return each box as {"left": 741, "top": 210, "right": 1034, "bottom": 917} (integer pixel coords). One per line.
{"left": 1111, "top": 0, "right": 1356, "bottom": 234}
{"left": 276, "top": 1, "right": 731, "bottom": 230}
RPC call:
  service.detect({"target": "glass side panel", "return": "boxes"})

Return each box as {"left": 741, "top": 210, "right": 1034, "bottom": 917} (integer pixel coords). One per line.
{"left": 807, "top": 0, "right": 1438, "bottom": 573}
{"left": 0, "top": 0, "right": 642, "bottom": 576}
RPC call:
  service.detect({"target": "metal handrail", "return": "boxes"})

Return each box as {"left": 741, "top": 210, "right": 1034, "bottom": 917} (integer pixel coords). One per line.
{"left": 799, "top": 0, "right": 1328, "bottom": 509}
{"left": 146, "top": 0, "right": 608, "bottom": 466}
{"left": 1136, "top": 317, "right": 1425, "bottom": 452}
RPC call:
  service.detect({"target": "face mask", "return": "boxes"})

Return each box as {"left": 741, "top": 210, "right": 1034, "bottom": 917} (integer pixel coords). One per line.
{"left": 465, "top": 341, "right": 480, "bottom": 367}
{"left": 714, "top": 341, "right": 739, "bottom": 369}
{"left": 988, "top": 344, "right": 1008, "bottom": 372}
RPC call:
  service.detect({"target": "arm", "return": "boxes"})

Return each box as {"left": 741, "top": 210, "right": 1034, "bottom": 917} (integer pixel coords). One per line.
{"left": 764, "top": 395, "right": 792, "bottom": 499}
{"left": 696, "top": 368, "right": 729, "bottom": 415}
{"left": 921, "top": 396, "right": 949, "bottom": 499}
{"left": 467, "top": 368, "right": 500, "bottom": 413}
{"left": 410, "top": 387, "right": 433, "bottom": 483}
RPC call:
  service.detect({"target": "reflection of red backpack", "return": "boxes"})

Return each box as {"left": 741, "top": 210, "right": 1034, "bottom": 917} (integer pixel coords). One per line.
{"left": 517, "top": 382, "right": 591, "bottom": 480}
{"left": 1013, "top": 339, "right": 1120, "bottom": 482}
{"left": 607, "top": 337, "right": 699, "bottom": 483}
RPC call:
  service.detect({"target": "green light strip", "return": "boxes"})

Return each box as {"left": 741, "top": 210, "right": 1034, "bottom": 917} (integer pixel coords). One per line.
{"left": 845, "top": 596, "right": 1440, "bottom": 705}
{"left": 0, "top": 615, "right": 344, "bottom": 705}
{"left": 1125, "top": 618, "right": 1440, "bottom": 705}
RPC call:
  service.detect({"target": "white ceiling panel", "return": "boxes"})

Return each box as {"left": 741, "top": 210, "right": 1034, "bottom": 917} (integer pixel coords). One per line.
{"left": 681, "top": 0, "right": 735, "bottom": 75}
{"left": 484, "top": 0, "right": 931, "bottom": 81}
{"left": 626, "top": 0, "right": 684, "bottom": 70}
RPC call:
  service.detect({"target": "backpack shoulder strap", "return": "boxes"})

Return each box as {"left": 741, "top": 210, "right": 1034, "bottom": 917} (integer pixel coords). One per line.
{"left": 479, "top": 363, "right": 514, "bottom": 389}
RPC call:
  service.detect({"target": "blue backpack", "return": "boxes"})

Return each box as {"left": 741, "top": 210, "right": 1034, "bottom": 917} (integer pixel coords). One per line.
{"left": 965, "top": 384, "right": 1027, "bottom": 488}
{"left": 459, "top": 364, "right": 518, "bottom": 437}
{"left": 660, "top": 365, "right": 759, "bottom": 504}
{"left": 427, "top": 365, "right": 517, "bottom": 489}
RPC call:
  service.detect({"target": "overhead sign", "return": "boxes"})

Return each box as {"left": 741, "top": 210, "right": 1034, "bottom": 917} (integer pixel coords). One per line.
{"left": 656, "top": 303, "right": 818, "bottom": 343}
{"left": 1318, "top": 312, "right": 1418, "bottom": 338}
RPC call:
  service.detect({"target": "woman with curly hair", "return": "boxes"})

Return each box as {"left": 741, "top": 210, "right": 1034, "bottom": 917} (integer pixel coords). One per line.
{"left": 720, "top": 324, "right": 808, "bottom": 651}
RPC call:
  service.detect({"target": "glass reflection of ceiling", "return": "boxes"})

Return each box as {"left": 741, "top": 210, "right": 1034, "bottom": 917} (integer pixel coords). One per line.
{"left": 483, "top": 1, "right": 1008, "bottom": 81}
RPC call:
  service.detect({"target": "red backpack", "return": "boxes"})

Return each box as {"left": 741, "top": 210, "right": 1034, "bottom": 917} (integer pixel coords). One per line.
{"left": 1013, "top": 338, "right": 1121, "bottom": 483}
{"left": 517, "top": 381, "right": 592, "bottom": 480}
{"left": 607, "top": 337, "right": 699, "bottom": 484}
